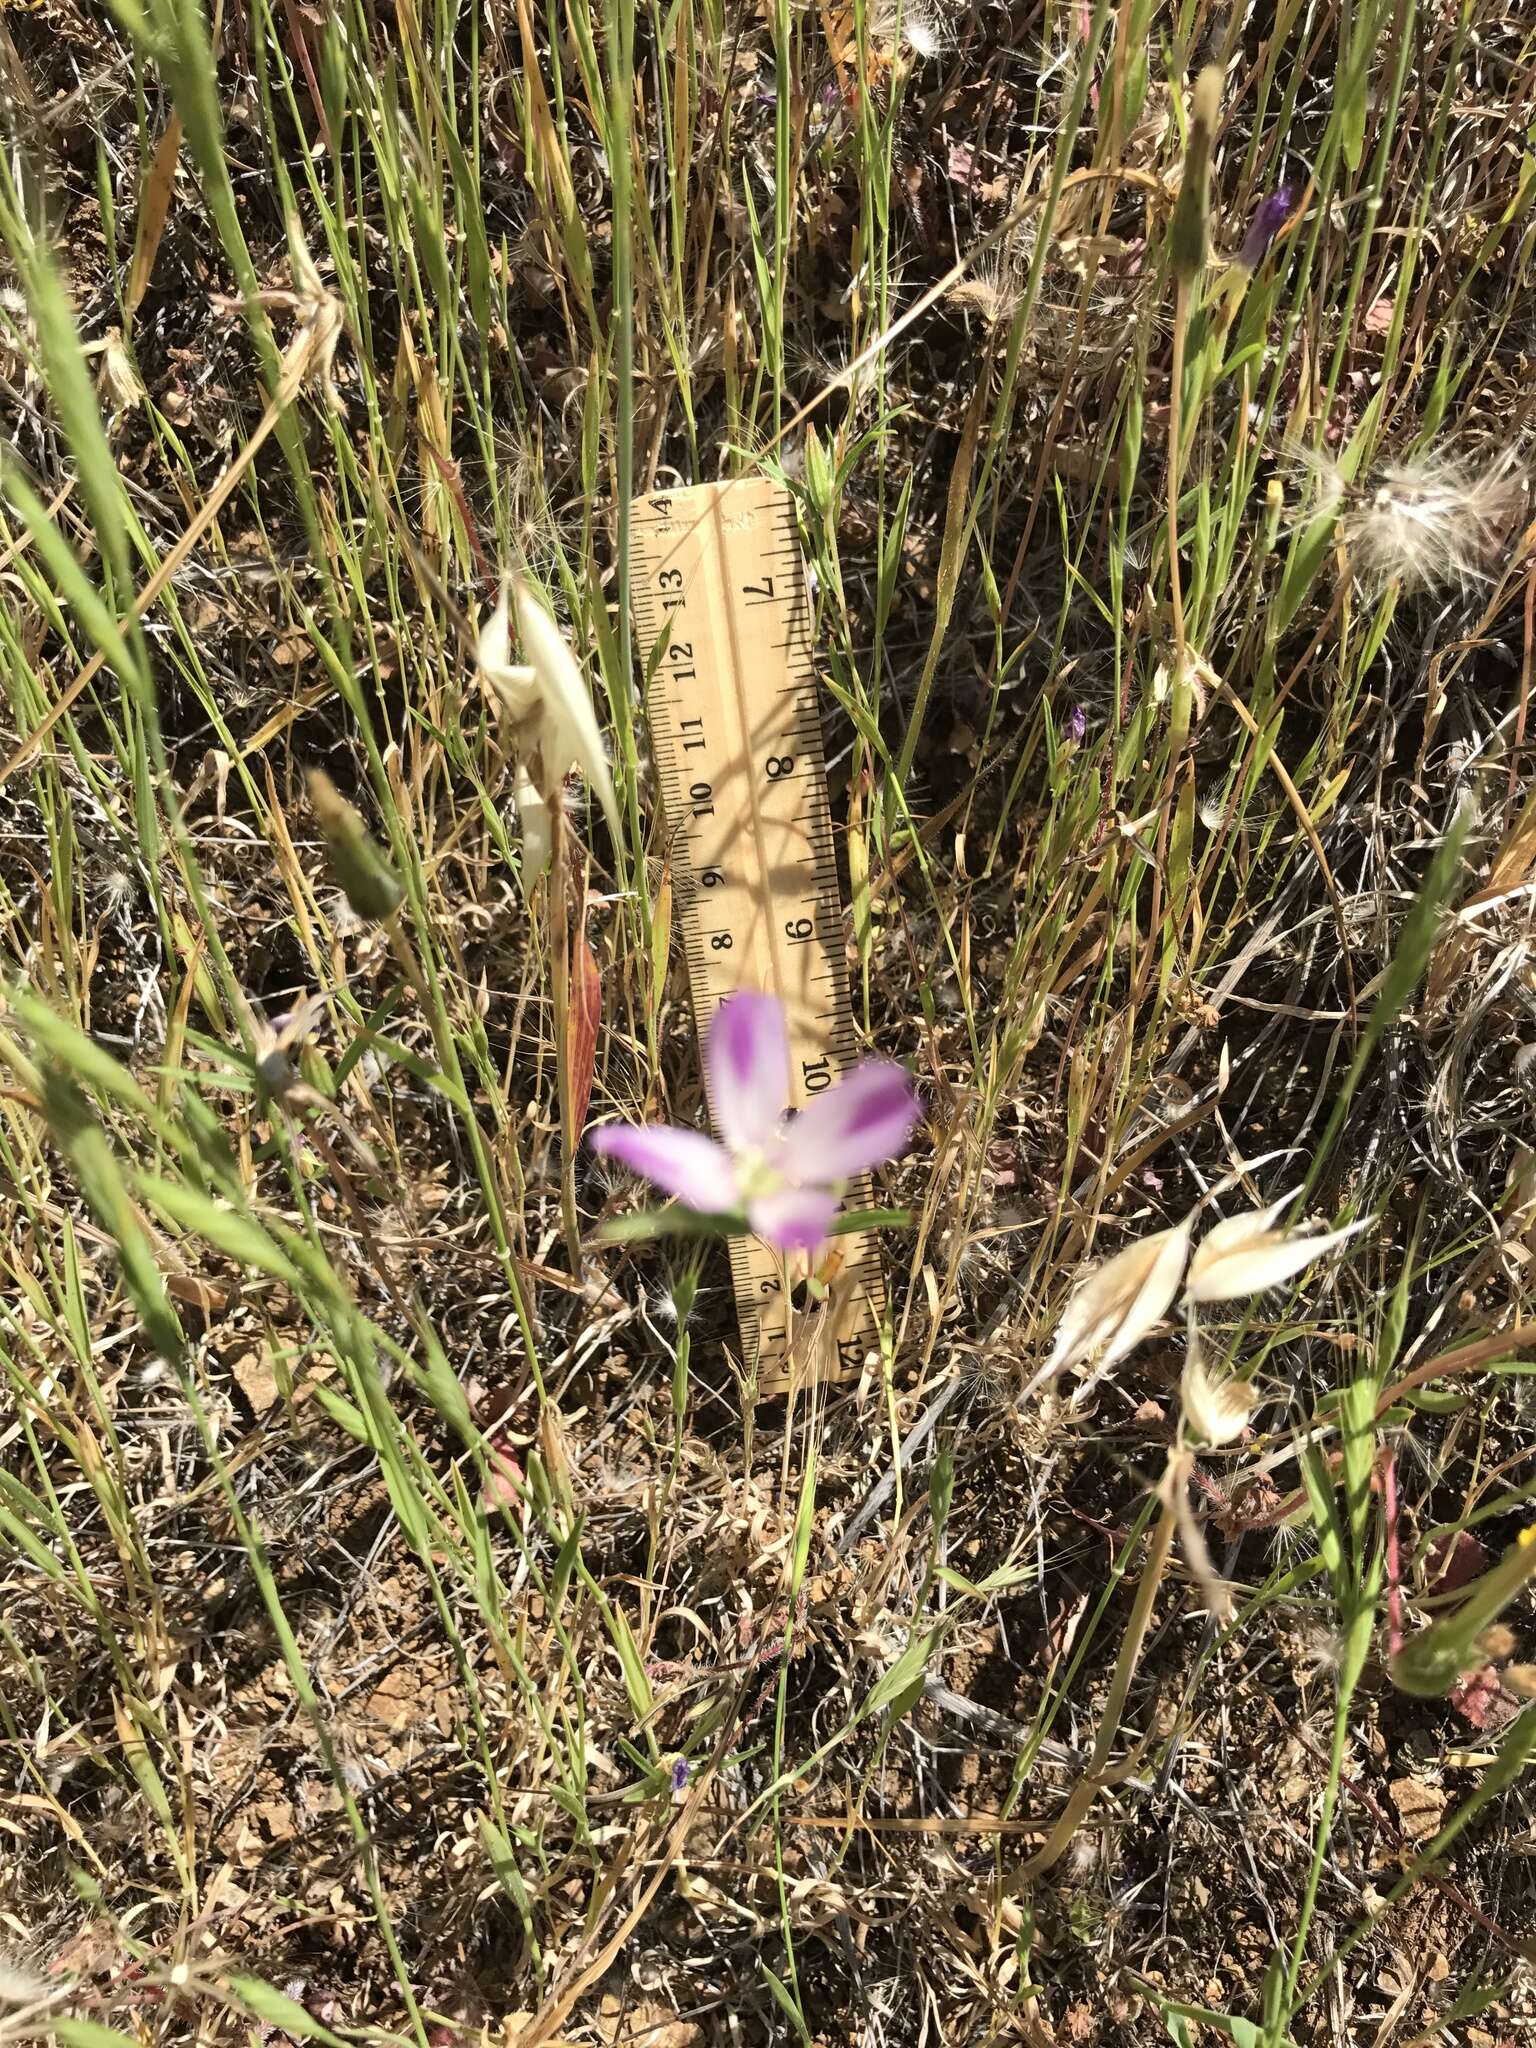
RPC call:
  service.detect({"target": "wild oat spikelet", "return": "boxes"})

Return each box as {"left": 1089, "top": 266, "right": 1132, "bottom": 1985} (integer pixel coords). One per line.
{"left": 1180, "top": 1353, "right": 1258, "bottom": 1446}
{"left": 277, "top": 228, "right": 346, "bottom": 410}
{"left": 1046, "top": 1216, "right": 1193, "bottom": 1376}
{"left": 1184, "top": 1197, "right": 1372, "bottom": 1303}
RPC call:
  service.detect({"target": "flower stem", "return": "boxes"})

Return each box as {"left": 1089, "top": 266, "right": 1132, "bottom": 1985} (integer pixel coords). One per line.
{"left": 548, "top": 804, "right": 583, "bottom": 1273}
{"left": 1004, "top": 1463, "right": 1178, "bottom": 1888}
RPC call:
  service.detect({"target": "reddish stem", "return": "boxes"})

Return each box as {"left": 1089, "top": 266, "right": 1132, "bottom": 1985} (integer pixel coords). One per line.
{"left": 1381, "top": 1447, "right": 1405, "bottom": 1659}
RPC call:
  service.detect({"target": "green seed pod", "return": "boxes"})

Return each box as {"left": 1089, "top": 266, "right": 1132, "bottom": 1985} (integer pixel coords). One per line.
{"left": 307, "top": 769, "right": 404, "bottom": 923}
{"left": 1169, "top": 65, "right": 1223, "bottom": 286}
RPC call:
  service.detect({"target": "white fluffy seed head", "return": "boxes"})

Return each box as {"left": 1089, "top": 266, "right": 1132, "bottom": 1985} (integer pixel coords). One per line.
{"left": 869, "top": 0, "right": 947, "bottom": 57}
{"left": 1352, "top": 454, "right": 1525, "bottom": 590}
{"left": 1291, "top": 443, "right": 1527, "bottom": 592}
{"left": 900, "top": 1, "right": 943, "bottom": 57}
{"left": 0, "top": 1953, "right": 52, "bottom": 2008}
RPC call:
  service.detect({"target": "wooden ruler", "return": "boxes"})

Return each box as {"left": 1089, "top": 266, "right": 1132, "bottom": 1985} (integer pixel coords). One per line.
{"left": 629, "top": 478, "right": 884, "bottom": 1393}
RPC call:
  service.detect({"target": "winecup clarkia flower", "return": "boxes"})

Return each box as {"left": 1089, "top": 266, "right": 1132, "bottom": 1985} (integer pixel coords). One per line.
{"left": 589, "top": 992, "right": 917, "bottom": 1252}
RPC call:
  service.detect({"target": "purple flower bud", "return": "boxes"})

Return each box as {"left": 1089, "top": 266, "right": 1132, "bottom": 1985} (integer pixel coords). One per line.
{"left": 670, "top": 1757, "right": 691, "bottom": 1795}
{"left": 1067, "top": 704, "right": 1087, "bottom": 743}
{"left": 1238, "top": 187, "right": 1296, "bottom": 270}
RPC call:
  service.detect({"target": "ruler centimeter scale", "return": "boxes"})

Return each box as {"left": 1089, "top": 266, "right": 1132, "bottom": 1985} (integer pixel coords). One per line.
{"left": 629, "top": 478, "right": 884, "bottom": 1392}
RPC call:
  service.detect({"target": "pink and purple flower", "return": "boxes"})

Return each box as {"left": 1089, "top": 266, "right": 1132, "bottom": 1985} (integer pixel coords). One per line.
{"left": 589, "top": 993, "right": 917, "bottom": 1253}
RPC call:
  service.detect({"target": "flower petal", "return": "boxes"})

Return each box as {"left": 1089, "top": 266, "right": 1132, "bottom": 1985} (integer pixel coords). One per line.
{"left": 513, "top": 577, "right": 620, "bottom": 834}
{"left": 1238, "top": 186, "right": 1298, "bottom": 269}
{"left": 588, "top": 1123, "right": 739, "bottom": 1214}
{"left": 748, "top": 1186, "right": 839, "bottom": 1252}
{"left": 778, "top": 1060, "right": 917, "bottom": 1183}
{"left": 706, "top": 993, "right": 790, "bottom": 1153}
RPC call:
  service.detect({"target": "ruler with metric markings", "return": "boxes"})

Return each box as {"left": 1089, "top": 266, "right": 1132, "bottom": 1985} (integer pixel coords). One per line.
{"left": 629, "top": 477, "right": 884, "bottom": 1393}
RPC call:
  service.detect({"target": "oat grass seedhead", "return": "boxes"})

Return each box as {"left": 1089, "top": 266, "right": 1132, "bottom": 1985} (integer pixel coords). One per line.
{"left": 1180, "top": 1351, "right": 1259, "bottom": 1447}
{"left": 1046, "top": 1217, "right": 1192, "bottom": 1377}
{"left": 1045, "top": 1200, "right": 1374, "bottom": 1387}
{"left": 1166, "top": 1448, "right": 1238, "bottom": 1621}
{"left": 476, "top": 577, "right": 620, "bottom": 839}
{"left": 1185, "top": 1197, "right": 1373, "bottom": 1303}
{"left": 233, "top": 222, "right": 347, "bottom": 409}
{"left": 512, "top": 760, "right": 553, "bottom": 881}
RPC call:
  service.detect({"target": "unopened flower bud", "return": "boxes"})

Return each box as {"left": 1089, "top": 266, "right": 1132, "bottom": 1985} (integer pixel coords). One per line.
{"left": 307, "top": 768, "right": 404, "bottom": 923}
{"left": 1169, "top": 67, "right": 1223, "bottom": 284}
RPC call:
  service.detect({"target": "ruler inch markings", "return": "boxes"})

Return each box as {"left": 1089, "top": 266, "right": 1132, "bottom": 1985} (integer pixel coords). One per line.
{"left": 629, "top": 477, "right": 884, "bottom": 1394}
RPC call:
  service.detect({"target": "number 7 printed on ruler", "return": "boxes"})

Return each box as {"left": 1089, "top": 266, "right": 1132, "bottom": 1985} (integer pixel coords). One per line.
{"left": 629, "top": 478, "right": 886, "bottom": 1394}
